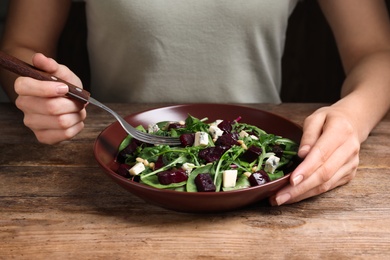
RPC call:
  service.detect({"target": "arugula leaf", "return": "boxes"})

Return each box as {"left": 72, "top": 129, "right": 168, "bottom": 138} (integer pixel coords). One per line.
{"left": 141, "top": 175, "right": 187, "bottom": 189}
{"left": 267, "top": 170, "right": 285, "bottom": 181}
{"left": 118, "top": 135, "right": 132, "bottom": 152}
{"left": 222, "top": 174, "right": 251, "bottom": 191}
{"left": 140, "top": 154, "right": 188, "bottom": 179}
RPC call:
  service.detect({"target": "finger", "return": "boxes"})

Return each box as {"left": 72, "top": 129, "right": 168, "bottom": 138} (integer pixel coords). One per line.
{"left": 298, "top": 108, "right": 328, "bottom": 158}
{"left": 14, "top": 76, "right": 69, "bottom": 98}
{"left": 24, "top": 109, "right": 87, "bottom": 131}
{"left": 32, "top": 53, "right": 83, "bottom": 86}
{"left": 280, "top": 165, "right": 357, "bottom": 205}
{"left": 270, "top": 142, "right": 359, "bottom": 206}
{"left": 291, "top": 115, "right": 355, "bottom": 186}
{"left": 269, "top": 170, "right": 355, "bottom": 206}
{"left": 291, "top": 131, "right": 358, "bottom": 190}
{"left": 16, "top": 95, "right": 85, "bottom": 116}
{"left": 33, "top": 121, "right": 85, "bottom": 145}
{"left": 32, "top": 53, "right": 59, "bottom": 74}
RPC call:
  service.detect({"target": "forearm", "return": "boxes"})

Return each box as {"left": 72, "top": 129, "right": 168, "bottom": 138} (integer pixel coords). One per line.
{"left": 333, "top": 50, "right": 390, "bottom": 142}
{"left": 0, "top": 0, "right": 72, "bottom": 102}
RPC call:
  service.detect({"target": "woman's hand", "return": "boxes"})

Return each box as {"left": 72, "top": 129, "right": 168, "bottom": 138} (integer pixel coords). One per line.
{"left": 14, "top": 53, "right": 87, "bottom": 144}
{"left": 269, "top": 105, "right": 361, "bottom": 206}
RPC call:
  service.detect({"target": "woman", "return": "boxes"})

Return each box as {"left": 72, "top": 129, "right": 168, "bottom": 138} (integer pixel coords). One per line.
{"left": 1, "top": 0, "right": 389, "bottom": 206}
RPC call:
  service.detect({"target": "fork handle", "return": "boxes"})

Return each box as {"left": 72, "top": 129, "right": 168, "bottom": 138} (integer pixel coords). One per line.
{"left": 0, "top": 51, "right": 91, "bottom": 103}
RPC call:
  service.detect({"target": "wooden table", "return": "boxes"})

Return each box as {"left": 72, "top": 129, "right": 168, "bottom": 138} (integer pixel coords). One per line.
{"left": 1, "top": 103, "right": 389, "bottom": 259}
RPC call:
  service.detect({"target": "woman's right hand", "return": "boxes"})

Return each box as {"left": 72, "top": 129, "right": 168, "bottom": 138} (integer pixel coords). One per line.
{"left": 14, "top": 53, "right": 87, "bottom": 144}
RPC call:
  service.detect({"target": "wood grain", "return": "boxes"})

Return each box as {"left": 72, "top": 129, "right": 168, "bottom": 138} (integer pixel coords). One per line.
{"left": 1, "top": 103, "right": 389, "bottom": 260}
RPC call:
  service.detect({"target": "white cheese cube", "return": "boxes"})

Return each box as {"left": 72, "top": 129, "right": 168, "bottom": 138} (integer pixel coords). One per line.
{"left": 193, "top": 132, "right": 209, "bottom": 147}
{"left": 208, "top": 125, "right": 224, "bottom": 141}
{"left": 239, "top": 130, "right": 249, "bottom": 138}
{"left": 148, "top": 124, "right": 160, "bottom": 133}
{"left": 129, "top": 162, "right": 146, "bottom": 176}
{"left": 249, "top": 135, "right": 259, "bottom": 140}
{"left": 265, "top": 155, "right": 280, "bottom": 174}
{"left": 181, "top": 163, "right": 195, "bottom": 174}
{"left": 223, "top": 169, "right": 238, "bottom": 188}
{"left": 210, "top": 119, "right": 223, "bottom": 126}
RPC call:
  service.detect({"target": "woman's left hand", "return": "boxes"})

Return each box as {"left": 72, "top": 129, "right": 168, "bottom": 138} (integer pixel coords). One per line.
{"left": 269, "top": 105, "right": 361, "bottom": 206}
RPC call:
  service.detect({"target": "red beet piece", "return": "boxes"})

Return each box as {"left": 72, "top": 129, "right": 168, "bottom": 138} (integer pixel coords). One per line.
{"left": 154, "top": 155, "right": 165, "bottom": 170}
{"left": 117, "top": 164, "right": 131, "bottom": 178}
{"left": 195, "top": 173, "right": 216, "bottom": 192}
{"left": 116, "top": 138, "right": 143, "bottom": 163}
{"left": 272, "top": 144, "right": 284, "bottom": 158}
{"left": 217, "top": 120, "right": 233, "bottom": 133}
{"left": 198, "top": 146, "right": 229, "bottom": 163}
{"left": 158, "top": 169, "right": 188, "bottom": 185}
{"left": 180, "top": 133, "right": 195, "bottom": 147}
{"left": 248, "top": 170, "right": 270, "bottom": 186}
{"left": 168, "top": 122, "right": 185, "bottom": 130}
{"left": 215, "top": 132, "right": 239, "bottom": 147}
{"left": 240, "top": 145, "right": 262, "bottom": 162}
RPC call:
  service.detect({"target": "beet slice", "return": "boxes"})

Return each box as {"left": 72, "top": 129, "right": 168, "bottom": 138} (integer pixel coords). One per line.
{"left": 198, "top": 146, "right": 229, "bottom": 163}
{"left": 117, "top": 164, "right": 131, "bottom": 178}
{"left": 195, "top": 173, "right": 216, "bottom": 192}
{"left": 248, "top": 170, "right": 270, "bottom": 186}
{"left": 272, "top": 144, "right": 284, "bottom": 158}
{"left": 240, "top": 145, "right": 262, "bottom": 162}
{"left": 158, "top": 169, "right": 188, "bottom": 185}
{"left": 168, "top": 122, "right": 185, "bottom": 130}
{"left": 116, "top": 138, "right": 143, "bottom": 163}
{"left": 154, "top": 155, "right": 165, "bottom": 170}
{"left": 180, "top": 133, "right": 195, "bottom": 147}
{"left": 215, "top": 132, "right": 239, "bottom": 147}
{"left": 217, "top": 120, "right": 233, "bottom": 133}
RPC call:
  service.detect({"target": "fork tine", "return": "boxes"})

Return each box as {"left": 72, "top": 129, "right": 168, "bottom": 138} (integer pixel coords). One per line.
{"left": 133, "top": 130, "right": 182, "bottom": 145}
{"left": 87, "top": 98, "right": 181, "bottom": 145}
{"left": 121, "top": 121, "right": 181, "bottom": 145}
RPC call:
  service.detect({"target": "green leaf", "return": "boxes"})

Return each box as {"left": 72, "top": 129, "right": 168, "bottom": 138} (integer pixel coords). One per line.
{"left": 118, "top": 135, "right": 132, "bottom": 152}
{"left": 267, "top": 170, "right": 285, "bottom": 181}
{"left": 140, "top": 154, "right": 188, "bottom": 179}
{"left": 140, "top": 175, "right": 187, "bottom": 189}
{"left": 222, "top": 174, "right": 251, "bottom": 191}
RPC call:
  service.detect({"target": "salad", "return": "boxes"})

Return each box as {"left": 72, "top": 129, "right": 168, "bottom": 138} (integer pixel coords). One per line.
{"left": 115, "top": 115, "right": 299, "bottom": 192}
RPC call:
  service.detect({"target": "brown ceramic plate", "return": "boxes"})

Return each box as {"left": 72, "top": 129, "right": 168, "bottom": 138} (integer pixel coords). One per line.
{"left": 94, "top": 104, "right": 302, "bottom": 213}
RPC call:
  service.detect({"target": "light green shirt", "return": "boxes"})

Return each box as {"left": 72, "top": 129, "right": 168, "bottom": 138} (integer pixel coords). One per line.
{"left": 84, "top": 0, "right": 299, "bottom": 103}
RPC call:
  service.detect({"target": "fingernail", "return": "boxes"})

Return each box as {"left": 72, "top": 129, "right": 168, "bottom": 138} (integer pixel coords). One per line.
{"left": 292, "top": 175, "right": 303, "bottom": 186}
{"left": 56, "top": 84, "right": 69, "bottom": 94}
{"left": 298, "top": 145, "right": 310, "bottom": 157}
{"left": 275, "top": 193, "right": 291, "bottom": 206}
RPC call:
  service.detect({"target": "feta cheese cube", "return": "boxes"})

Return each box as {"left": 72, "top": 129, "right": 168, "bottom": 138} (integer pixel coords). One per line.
{"left": 210, "top": 119, "right": 223, "bottom": 126}
{"left": 182, "top": 162, "right": 195, "bottom": 174}
{"left": 208, "top": 125, "right": 224, "bottom": 141}
{"left": 265, "top": 155, "right": 280, "bottom": 174}
{"left": 223, "top": 169, "right": 238, "bottom": 188}
{"left": 193, "top": 132, "right": 209, "bottom": 146}
{"left": 148, "top": 124, "right": 160, "bottom": 133}
{"left": 129, "top": 162, "right": 146, "bottom": 176}
{"left": 239, "top": 130, "right": 249, "bottom": 138}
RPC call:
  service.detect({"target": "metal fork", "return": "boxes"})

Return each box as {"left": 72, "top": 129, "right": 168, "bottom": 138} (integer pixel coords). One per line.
{"left": 87, "top": 97, "right": 181, "bottom": 145}
{"left": 0, "top": 51, "right": 181, "bottom": 146}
